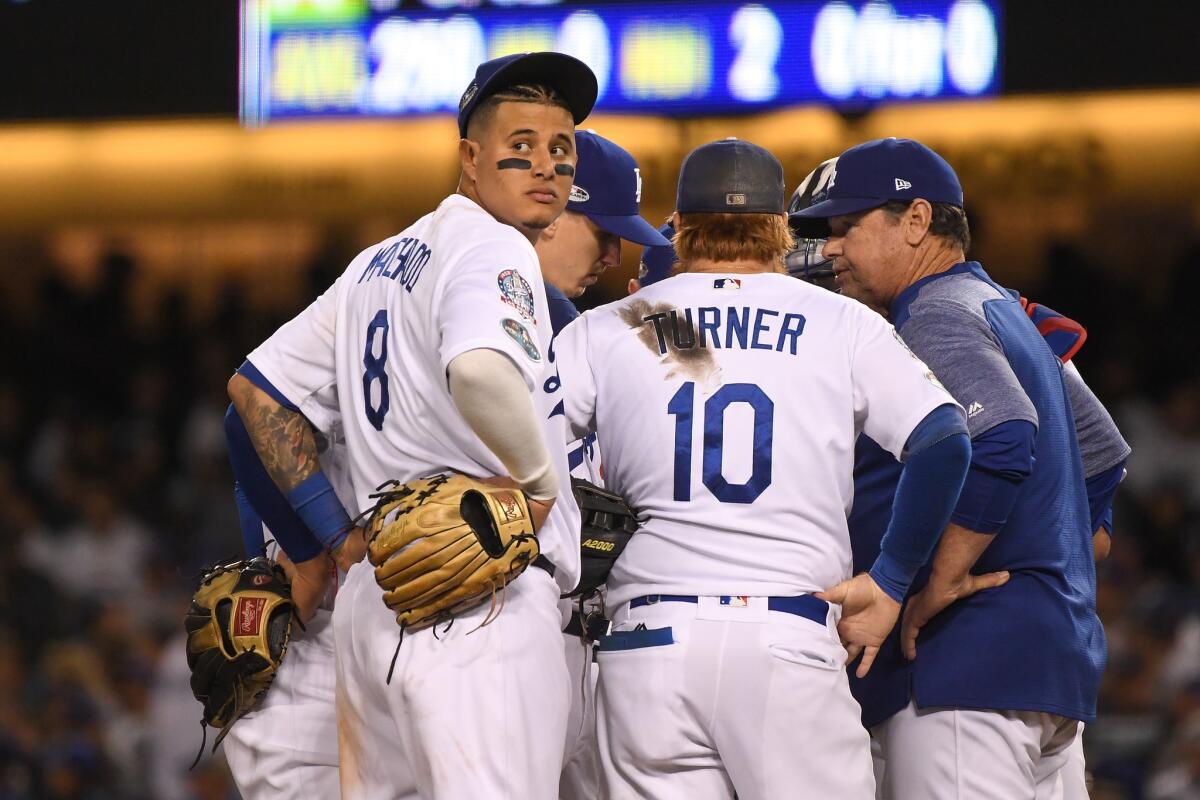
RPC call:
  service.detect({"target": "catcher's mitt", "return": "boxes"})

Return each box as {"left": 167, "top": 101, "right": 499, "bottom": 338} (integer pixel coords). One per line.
{"left": 569, "top": 478, "right": 638, "bottom": 598}
{"left": 184, "top": 557, "right": 293, "bottom": 739}
{"left": 367, "top": 473, "right": 540, "bottom": 632}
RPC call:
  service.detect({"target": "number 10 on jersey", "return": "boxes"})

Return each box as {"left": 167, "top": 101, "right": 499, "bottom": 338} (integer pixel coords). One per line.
{"left": 667, "top": 382, "right": 773, "bottom": 504}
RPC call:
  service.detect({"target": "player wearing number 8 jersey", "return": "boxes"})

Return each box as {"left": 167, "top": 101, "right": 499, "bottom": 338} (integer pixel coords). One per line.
{"left": 230, "top": 52, "right": 598, "bottom": 799}
{"left": 551, "top": 138, "right": 974, "bottom": 799}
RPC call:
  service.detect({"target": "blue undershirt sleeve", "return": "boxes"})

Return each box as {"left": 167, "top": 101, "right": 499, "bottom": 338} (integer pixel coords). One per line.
{"left": 1086, "top": 459, "right": 1125, "bottom": 535}
{"left": 233, "top": 483, "right": 266, "bottom": 557}
{"left": 224, "top": 404, "right": 324, "bottom": 563}
{"left": 869, "top": 405, "right": 971, "bottom": 603}
{"left": 950, "top": 419, "right": 1036, "bottom": 534}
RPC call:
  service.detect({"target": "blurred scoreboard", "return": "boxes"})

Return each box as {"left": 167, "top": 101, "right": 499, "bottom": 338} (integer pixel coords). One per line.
{"left": 240, "top": 0, "right": 1001, "bottom": 124}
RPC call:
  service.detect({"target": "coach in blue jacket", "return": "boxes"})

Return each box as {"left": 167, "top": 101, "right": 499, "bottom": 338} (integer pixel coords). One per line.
{"left": 794, "top": 138, "right": 1106, "bottom": 800}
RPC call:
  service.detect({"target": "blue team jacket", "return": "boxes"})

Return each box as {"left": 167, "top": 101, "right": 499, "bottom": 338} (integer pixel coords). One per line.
{"left": 848, "top": 262, "right": 1106, "bottom": 726}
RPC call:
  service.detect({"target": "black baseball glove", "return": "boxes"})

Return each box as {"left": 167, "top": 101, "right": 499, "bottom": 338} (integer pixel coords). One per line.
{"left": 184, "top": 556, "right": 293, "bottom": 753}
{"left": 568, "top": 478, "right": 639, "bottom": 598}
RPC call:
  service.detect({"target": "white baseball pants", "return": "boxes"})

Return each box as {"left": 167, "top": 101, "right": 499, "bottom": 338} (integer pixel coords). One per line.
{"left": 334, "top": 561, "right": 568, "bottom": 800}
{"left": 222, "top": 609, "right": 341, "bottom": 800}
{"left": 560, "top": 626, "right": 600, "bottom": 800}
{"left": 596, "top": 595, "right": 875, "bottom": 800}
{"left": 870, "top": 700, "right": 1081, "bottom": 800}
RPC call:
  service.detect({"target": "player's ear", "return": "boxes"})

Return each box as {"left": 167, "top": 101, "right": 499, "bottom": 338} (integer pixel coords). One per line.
{"left": 459, "top": 138, "right": 480, "bottom": 183}
{"left": 903, "top": 199, "right": 933, "bottom": 246}
{"left": 627, "top": 278, "right": 639, "bottom": 295}
{"left": 542, "top": 217, "right": 560, "bottom": 240}
{"left": 671, "top": 211, "right": 681, "bottom": 231}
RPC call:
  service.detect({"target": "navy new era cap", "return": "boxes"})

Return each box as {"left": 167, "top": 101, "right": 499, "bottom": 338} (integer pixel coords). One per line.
{"left": 568, "top": 131, "right": 670, "bottom": 247}
{"left": 458, "top": 52, "right": 598, "bottom": 138}
{"left": 677, "top": 139, "right": 786, "bottom": 215}
{"left": 793, "top": 138, "right": 964, "bottom": 220}
{"left": 638, "top": 222, "right": 678, "bottom": 287}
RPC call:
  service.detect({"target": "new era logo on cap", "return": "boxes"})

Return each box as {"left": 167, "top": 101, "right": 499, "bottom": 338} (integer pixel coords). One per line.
{"left": 895, "top": 178, "right": 912, "bottom": 190}
{"left": 726, "top": 193, "right": 747, "bottom": 205}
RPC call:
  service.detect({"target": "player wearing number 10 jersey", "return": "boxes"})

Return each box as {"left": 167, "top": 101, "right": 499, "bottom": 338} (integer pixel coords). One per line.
{"left": 552, "top": 139, "right": 974, "bottom": 798}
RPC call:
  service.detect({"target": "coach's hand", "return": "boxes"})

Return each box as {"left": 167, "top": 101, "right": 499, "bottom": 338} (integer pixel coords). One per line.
{"left": 277, "top": 549, "right": 333, "bottom": 623}
{"left": 900, "top": 569, "right": 1010, "bottom": 660}
{"left": 817, "top": 573, "right": 901, "bottom": 678}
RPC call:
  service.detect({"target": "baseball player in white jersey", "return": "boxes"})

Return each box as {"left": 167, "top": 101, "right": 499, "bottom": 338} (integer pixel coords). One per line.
{"left": 532, "top": 128, "right": 669, "bottom": 800}
{"left": 228, "top": 52, "right": 596, "bottom": 799}
{"left": 551, "top": 138, "right": 975, "bottom": 798}
{"left": 220, "top": 403, "right": 392, "bottom": 799}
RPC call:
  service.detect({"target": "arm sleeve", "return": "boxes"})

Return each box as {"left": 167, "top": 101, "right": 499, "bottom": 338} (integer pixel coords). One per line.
{"left": 448, "top": 348, "right": 559, "bottom": 501}
{"left": 850, "top": 308, "right": 962, "bottom": 460}
{"left": 437, "top": 235, "right": 548, "bottom": 392}
{"left": 549, "top": 314, "right": 599, "bottom": 441}
{"left": 224, "top": 405, "right": 324, "bottom": 563}
{"left": 1086, "top": 459, "right": 1126, "bottom": 535}
{"left": 950, "top": 419, "right": 1037, "bottom": 534}
{"left": 1064, "top": 361, "right": 1132, "bottom": 478}
{"left": 245, "top": 276, "right": 341, "bottom": 433}
{"left": 869, "top": 407, "right": 972, "bottom": 602}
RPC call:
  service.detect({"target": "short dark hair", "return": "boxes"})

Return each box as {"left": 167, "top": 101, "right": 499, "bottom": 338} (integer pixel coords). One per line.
{"left": 882, "top": 200, "right": 970, "bottom": 254}
{"left": 465, "top": 83, "right": 572, "bottom": 139}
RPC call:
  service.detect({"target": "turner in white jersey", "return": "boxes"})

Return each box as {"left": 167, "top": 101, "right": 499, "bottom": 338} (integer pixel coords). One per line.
{"left": 551, "top": 139, "right": 971, "bottom": 799}
{"left": 233, "top": 53, "right": 600, "bottom": 800}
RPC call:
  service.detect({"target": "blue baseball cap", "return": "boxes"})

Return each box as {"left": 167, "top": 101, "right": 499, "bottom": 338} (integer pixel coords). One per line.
{"left": 567, "top": 131, "right": 670, "bottom": 247}
{"left": 792, "top": 138, "right": 964, "bottom": 220}
{"left": 458, "top": 52, "right": 598, "bottom": 138}
{"left": 638, "top": 222, "right": 678, "bottom": 286}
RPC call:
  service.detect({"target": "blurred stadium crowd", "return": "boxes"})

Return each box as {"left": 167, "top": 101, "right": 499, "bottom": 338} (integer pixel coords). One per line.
{"left": 0, "top": 234, "right": 1197, "bottom": 800}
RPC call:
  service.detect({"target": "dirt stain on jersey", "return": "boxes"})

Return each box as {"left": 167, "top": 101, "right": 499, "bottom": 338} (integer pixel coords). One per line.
{"left": 619, "top": 300, "right": 717, "bottom": 381}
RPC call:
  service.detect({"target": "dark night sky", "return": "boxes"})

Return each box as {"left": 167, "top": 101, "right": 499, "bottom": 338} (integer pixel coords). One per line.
{"left": 0, "top": 0, "right": 1195, "bottom": 121}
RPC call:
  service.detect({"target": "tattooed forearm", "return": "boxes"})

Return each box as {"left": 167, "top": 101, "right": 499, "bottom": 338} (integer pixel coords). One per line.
{"left": 228, "top": 373, "right": 319, "bottom": 492}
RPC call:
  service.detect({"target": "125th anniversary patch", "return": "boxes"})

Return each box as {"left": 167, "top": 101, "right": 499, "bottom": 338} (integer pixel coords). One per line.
{"left": 501, "top": 318, "right": 541, "bottom": 363}
{"left": 498, "top": 269, "right": 536, "bottom": 323}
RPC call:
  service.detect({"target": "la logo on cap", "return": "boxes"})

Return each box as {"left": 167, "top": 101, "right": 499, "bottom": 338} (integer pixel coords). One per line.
{"left": 895, "top": 178, "right": 912, "bottom": 190}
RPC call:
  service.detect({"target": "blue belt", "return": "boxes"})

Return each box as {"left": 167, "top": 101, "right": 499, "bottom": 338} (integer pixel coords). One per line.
{"left": 629, "top": 594, "right": 829, "bottom": 626}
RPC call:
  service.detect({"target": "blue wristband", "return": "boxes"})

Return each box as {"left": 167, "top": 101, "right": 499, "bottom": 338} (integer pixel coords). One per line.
{"left": 286, "top": 472, "right": 353, "bottom": 550}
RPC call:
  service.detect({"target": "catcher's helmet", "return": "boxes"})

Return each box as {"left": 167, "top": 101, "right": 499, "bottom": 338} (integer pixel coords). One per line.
{"left": 785, "top": 157, "right": 837, "bottom": 288}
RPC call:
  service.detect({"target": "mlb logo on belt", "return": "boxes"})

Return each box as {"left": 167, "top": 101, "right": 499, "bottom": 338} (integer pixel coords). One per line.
{"left": 720, "top": 596, "right": 750, "bottom": 607}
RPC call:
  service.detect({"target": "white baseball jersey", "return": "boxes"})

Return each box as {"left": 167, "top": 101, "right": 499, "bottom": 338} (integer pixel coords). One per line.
{"left": 553, "top": 271, "right": 955, "bottom": 610}
{"left": 247, "top": 193, "right": 580, "bottom": 591}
